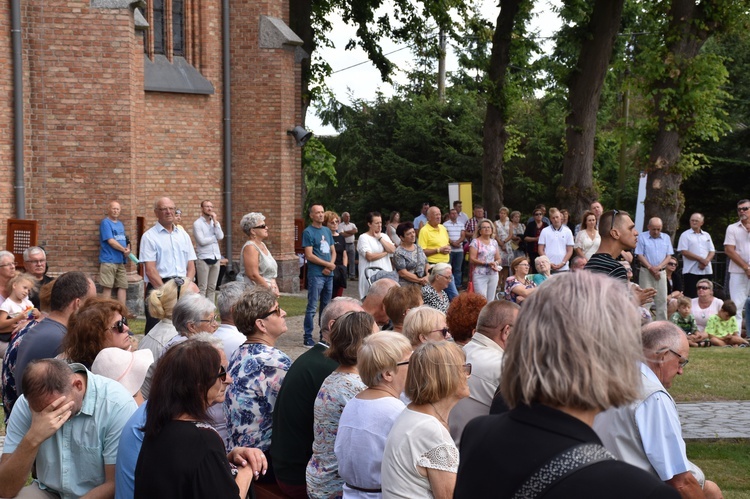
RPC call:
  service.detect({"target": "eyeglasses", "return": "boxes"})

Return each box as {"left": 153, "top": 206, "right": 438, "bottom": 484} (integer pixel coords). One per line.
{"left": 109, "top": 317, "right": 128, "bottom": 334}
{"left": 666, "top": 349, "right": 689, "bottom": 368}
{"left": 0, "top": 262, "right": 15, "bottom": 268}
{"left": 480, "top": 226, "right": 492, "bottom": 230}
{"left": 609, "top": 209, "right": 621, "bottom": 233}
{"left": 260, "top": 306, "right": 281, "bottom": 320}
{"left": 199, "top": 315, "right": 220, "bottom": 326}
{"left": 696, "top": 285, "right": 710, "bottom": 290}
{"left": 26, "top": 259, "right": 46, "bottom": 265}
{"left": 738, "top": 206, "right": 750, "bottom": 212}
{"left": 217, "top": 365, "right": 227, "bottom": 382}
{"left": 254, "top": 224, "right": 267, "bottom": 230}
{"left": 533, "top": 213, "right": 542, "bottom": 216}
{"left": 463, "top": 363, "right": 472, "bottom": 375}
{"left": 431, "top": 327, "right": 450, "bottom": 338}
{"left": 396, "top": 360, "right": 410, "bottom": 367}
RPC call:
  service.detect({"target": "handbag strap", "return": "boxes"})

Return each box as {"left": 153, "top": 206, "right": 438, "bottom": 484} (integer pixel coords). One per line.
{"left": 511, "top": 443, "right": 615, "bottom": 499}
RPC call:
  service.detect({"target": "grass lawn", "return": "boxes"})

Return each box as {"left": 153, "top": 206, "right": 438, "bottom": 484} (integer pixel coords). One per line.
{"left": 687, "top": 440, "right": 750, "bottom": 498}
{"left": 669, "top": 347, "right": 750, "bottom": 402}
{"left": 278, "top": 294, "right": 308, "bottom": 317}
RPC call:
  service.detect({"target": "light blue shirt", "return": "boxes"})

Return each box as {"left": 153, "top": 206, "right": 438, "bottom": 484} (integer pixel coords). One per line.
{"left": 4, "top": 365, "right": 137, "bottom": 499}
{"left": 635, "top": 232, "right": 674, "bottom": 267}
{"left": 114, "top": 402, "right": 147, "bottom": 499}
{"left": 635, "top": 363, "right": 691, "bottom": 481}
{"left": 139, "top": 222, "right": 197, "bottom": 280}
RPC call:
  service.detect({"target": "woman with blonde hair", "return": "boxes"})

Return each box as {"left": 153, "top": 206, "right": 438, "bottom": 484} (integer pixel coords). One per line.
{"left": 138, "top": 278, "right": 197, "bottom": 361}
{"left": 469, "top": 219, "right": 502, "bottom": 301}
{"left": 238, "top": 212, "right": 279, "bottom": 296}
{"left": 402, "top": 305, "right": 450, "bottom": 347}
{"left": 325, "top": 210, "right": 349, "bottom": 298}
{"left": 382, "top": 341, "right": 470, "bottom": 498}
{"left": 335, "top": 331, "right": 412, "bottom": 498}
{"left": 455, "top": 272, "right": 677, "bottom": 497}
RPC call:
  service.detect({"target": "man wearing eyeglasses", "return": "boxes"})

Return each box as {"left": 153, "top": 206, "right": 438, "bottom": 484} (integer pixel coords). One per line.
{"left": 594, "top": 322, "right": 722, "bottom": 499}
{"left": 23, "top": 246, "right": 53, "bottom": 310}
{"left": 724, "top": 199, "right": 750, "bottom": 333}
{"left": 140, "top": 197, "right": 197, "bottom": 334}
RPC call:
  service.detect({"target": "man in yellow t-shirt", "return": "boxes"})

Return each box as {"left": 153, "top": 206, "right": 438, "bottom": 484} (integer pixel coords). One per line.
{"left": 418, "top": 206, "right": 457, "bottom": 300}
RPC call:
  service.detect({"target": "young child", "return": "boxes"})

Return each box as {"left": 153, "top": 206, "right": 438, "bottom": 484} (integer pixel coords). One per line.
{"left": 705, "top": 300, "right": 750, "bottom": 347}
{"left": 0, "top": 274, "right": 42, "bottom": 332}
{"left": 670, "top": 296, "right": 708, "bottom": 347}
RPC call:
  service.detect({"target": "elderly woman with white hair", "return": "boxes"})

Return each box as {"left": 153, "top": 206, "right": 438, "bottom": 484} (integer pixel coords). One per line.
{"left": 531, "top": 255, "right": 551, "bottom": 286}
{"left": 422, "top": 263, "right": 452, "bottom": 314}
{"left": 238, "top": 212, "right": 279, "bottom": 296}
{"left": 334, "top": 332, "right": 411, "bottom": 498}
{"left": 454, "top": 272, "right": 679, "bottom": 498}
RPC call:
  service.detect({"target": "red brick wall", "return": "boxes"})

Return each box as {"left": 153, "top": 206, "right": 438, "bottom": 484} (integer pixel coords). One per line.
{"left": 0, "top": 0, "right": 302, "bottom": 288}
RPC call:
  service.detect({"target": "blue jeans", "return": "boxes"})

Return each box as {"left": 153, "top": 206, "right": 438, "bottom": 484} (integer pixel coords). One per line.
{"left": 445, "top": 278, "right": 458, "bottom": 301}
{"left": 304, "top": 274, "right": 333, "bottom": 341}
{"left": 449, "top": 251, "right": 464, "bottom": 289}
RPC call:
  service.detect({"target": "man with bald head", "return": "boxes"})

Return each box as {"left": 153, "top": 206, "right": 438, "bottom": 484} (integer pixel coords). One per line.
{"left": 418, "top": 206, "right": 458, "bottom": 300}
{"left": 594, "top": 322, "right": 722, "bottom": 499}
{"left": 139, "top": 197, "right": 197, "bottom": 333}
{"left": 677, "top": 213, "right": 715, "bottom": 298}
{"left": 99, "top": 201, "right": 131, "bottom": 306}
{"left": 271, "top": 297, "right": 364, "bottom": 498}
{"left": 362, "top": 278, "right": 399, "bottom": 329}
{"left": 636, "top": 217, "right": 674, "bottom": 320}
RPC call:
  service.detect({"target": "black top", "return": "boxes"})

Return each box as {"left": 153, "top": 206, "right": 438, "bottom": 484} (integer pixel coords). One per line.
{"left": 667, "top": 271, "right": 683, "bottom": 295}
{"left": 135, "top": 420, "right": 238, "bottom": 499}
{"left": 333, "top": 233, "right": 346, "bottom": 266}
{"left": 584, "top": 253, "right": 628, "bottom": 281}
{"left": 455, "top": 404, "right": 679, "bottom": 499}
{"left": 524, "top": 221, "right": 548, "bottom": 255}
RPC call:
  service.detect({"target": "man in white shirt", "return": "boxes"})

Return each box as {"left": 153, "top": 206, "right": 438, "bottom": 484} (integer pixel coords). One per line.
{"left": 724, "top": 199, "right": 750, "bottom": 330}
{"left": 140, "top": 197, "right": 197, "bottom": 334}
{"left": 677, "top": 213, "right": 715, "bottom": 298}
{"left": 193, "top": 200, "right": 224, "bottom": 302}
{"left": 339, "top": 212, "right": 358, "bottom": 280}
{"left": 443, "top": 208, "right": 466, "bottom": 290}
{"left": 538, "top": 208, "right": 574, "bottom": 272}
{"left": 212, "top": 281, "right": 248, "bottom": 361}
{"left": 453, "top": 200, "right": 469, "bottom": 227}
{"left": 449, "top": 300, "right": 519, "bottom": 445}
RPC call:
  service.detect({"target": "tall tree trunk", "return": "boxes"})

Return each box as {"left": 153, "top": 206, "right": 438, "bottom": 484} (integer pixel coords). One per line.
{"left": 558, "top": 0, "right": 625, "bottom": 222}
{"left": 482, "top": 0, "right": 525, "bottom": 218}
{"left": 644, "top": 0, "right": 715, "bottom": 236}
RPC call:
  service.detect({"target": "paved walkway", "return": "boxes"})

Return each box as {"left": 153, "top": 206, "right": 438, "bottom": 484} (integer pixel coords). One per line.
{"left": 679, "top": 401, "right": 750, "bottom": 439}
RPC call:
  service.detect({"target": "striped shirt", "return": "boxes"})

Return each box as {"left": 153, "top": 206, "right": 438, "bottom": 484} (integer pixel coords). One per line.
{"left": 584, "top": 253, "right": 627, "bottom": 281}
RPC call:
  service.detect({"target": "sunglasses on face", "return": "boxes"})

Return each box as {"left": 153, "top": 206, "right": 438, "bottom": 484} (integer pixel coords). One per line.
{"left": 254, "top": 224, "right": 268, "bottom": 230}
{"left": 109, "top": 317, "right": 128, "bottom": 334}
{"left": 696, "top": 286, "right": 710, "bottom": 290}
{"left": 217, "top": 365, "right": 227, "bottom": 382}
{"left": 260, "top": 306, "right": 281, "bottom": 320}
{"left": 431, "top": 327, "right": 450, "bottom": 338}
{"left": 738, "top": 206, "right": 750, "bottom": 212}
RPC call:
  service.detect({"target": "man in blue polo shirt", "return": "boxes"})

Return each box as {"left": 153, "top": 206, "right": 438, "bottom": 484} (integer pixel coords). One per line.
{"left": 99, "top": 201, "right": 131, "bottom": 307}
{"left": 636, "top": 217, "right": 674, "bottom": 321}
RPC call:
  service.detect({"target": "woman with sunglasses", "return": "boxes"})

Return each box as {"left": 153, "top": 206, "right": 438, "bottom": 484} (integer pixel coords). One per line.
{"left": 422, "top": 263, "right": 452, "bottom": 314}
{"left": 334, "top": 332, "right": 412, "bottom": 498}
{"left": 59, "top": 297, "right": 133, "bottom": 369}
{"left": 665, "top": 256, "right": 684, "bottom": 316}
{"left": 403, "top": 305, "right": 451, "bottom": 348}
{"left": 382, "top": 341, "right": 470, "bottom": 498}
{"left": 239, "top": 212, "right": 279, "bottom": 296}
{"left": 306, "top": 311, "right": 378, "bottom": 499}
{"left": 691, "top": 278, "right": 724, "bottom": 333}
{"left": 225, "top": 288, "right": 291, "bottom": 481}
{"left": 134, "top": 340, "right": 266, "bottom": 499}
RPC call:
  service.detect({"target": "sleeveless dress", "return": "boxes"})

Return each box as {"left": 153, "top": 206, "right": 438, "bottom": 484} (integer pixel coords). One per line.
{"left": 238, "top": 240, "right": 278, "bottom": 286}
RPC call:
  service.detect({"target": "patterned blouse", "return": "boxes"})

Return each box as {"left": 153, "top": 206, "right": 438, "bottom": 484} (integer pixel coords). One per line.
{"left": 393, "top": 245, "right": 428, "bottom": 285}
{"left": 422, "top": 284, "right": 449, "bottom": 314}
{"left": 505, "top": 276, "right": 536, "bottom": 303}
{"left": 224, "top": 342, "right": 292, "bottom": 452}
{"left": 1, "top": 319, "right": 39, "bottom": 422}
{"left": 306, "top": 371, "right": 366, "bottom": 499}
{"left": 470, "top": 238, "right": 500, "bottom": 276}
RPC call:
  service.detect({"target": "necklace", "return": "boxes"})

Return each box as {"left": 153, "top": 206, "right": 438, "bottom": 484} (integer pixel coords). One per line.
{"left": 369, "top": 386, "right": 396, "bottom": 398}
{"left": 429, "top": 402, "right": 449, "bottom": 428}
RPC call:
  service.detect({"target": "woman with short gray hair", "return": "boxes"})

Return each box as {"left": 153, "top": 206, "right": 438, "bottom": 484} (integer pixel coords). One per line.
{"left": 225, "top": 288, "right": 291, "bottom": 477}
{"left": 171, "top": 293, "right": 219, "bottom": 341}
{"left": 238, "top": 212, "right": 279, "bottom": 296}
{"left": 422, "top": 263, "right": 452, "bottom": 313}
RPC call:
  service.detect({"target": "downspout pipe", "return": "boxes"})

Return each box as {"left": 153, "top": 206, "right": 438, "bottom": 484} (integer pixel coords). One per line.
{"left": 11, "top": 0, "right": 25, "bottom": 218}
{"left": 222, "top": 0, "right": 232, "bottom": 266}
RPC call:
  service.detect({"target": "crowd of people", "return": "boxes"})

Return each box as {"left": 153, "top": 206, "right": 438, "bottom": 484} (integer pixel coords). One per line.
{"left": 1, "top": 194, "right": 746, "bottom": 499}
